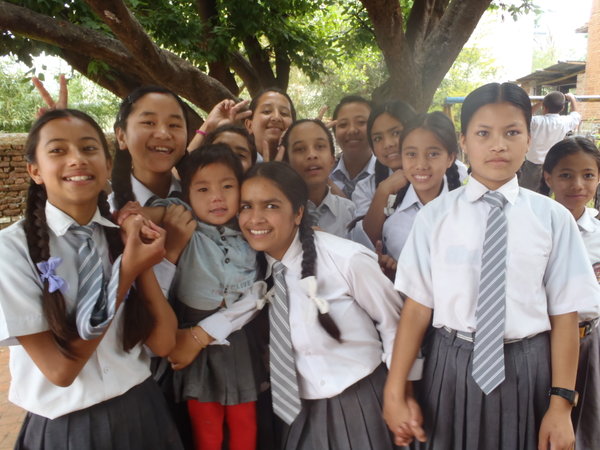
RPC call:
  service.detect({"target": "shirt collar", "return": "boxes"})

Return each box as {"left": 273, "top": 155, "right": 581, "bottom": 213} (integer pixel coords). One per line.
{"left": 578, "top": 207, "right": 599, "bottom": 233}
{"left": 264, "top": 230, "right": 302, "bottom": 278}
{"left": 396, "top": 178, "right": 450, "bottom": 213}
{"left": 464, "top": 175, "right": 519, "bottom": 205}
{"left": 308, "top": 187, "right": 335, "bottom": 213}
{"left": 331, "top": 154, "right": 376, "bottom": 182}
{"left": 131, "top": 174, "right": 181, "bottom": 207}
{"left": 45, "top": 201, "right": 118, "bottom": 237}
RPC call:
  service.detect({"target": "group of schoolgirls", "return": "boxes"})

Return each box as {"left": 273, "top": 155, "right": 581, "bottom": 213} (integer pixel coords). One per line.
{"left": 0, "top": 77, "right": 599, "bottom": 450}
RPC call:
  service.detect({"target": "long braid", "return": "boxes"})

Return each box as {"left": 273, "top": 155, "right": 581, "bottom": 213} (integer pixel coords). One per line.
{"left": 298, "top": 216, "right": 341, "bottom": 342}
{"left": 97, "top": 192, "right": 154, "bottom": 351}
{"left": 374, "top": 160, "right": 389, "bottom": 189}
{"left": 111, "top": 149, "right": 135, "bottom": 210}
{"left": 23, "top": 182, "right": 78, "bottom": 357}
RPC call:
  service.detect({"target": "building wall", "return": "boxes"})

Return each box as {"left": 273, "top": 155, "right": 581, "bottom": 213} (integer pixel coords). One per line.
{"left": 581, "top": 0, "right": 600, "bottom": 124}
{"left": 0, "top": 134, "right": 28, "bottom": 230}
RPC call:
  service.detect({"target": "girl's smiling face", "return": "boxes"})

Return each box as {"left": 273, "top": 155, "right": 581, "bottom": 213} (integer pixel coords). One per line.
{"left": 460, "top": 102, "right": 530, "bottom": 190}
{"left": 543, "top": 151, "right": 600, "bottom": 219}
{"left": 238, "top": 176, "right": 302, "bottom": 260}
{"left": 334, "top": 102, "right": 371, "bottom": 158}
{"left": 286, "top": 122, "right": 335, "bottom": 189}
{"left": 371, "top": 113, "right": 403, "bottom": 170}
{"left": 402, "top": 128, "right": 455, "bottom": 204}
{"left": 245, "top": 92, "right": 293, "bottom": 155}
{"left": 116, "top": 92, "right": 187, "bottom": 182}
{"left": 188, "top": 162, "right": 240, "bottom": 226}
{"left": 27, "top": 116, "right": 111, "bottom": 223}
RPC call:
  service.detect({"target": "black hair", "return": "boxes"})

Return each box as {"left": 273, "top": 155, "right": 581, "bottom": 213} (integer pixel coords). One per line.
{"left": 202, "top": 124, "right": 258, "bottom": 165}
{"left": 244, "top": 162, "right": 341, "bottom": 342}
{"left": 111, "top": 86, "right": 190, "bottom": 210}
{"left": 540, "top": 137, "right": 600, "bottom": 208}
{"left": 389, "top": 112, "right": 461, "bottom": 208}
{"left": 180, "top": 143, "right": 244, "bottom": 205}
{"left": 280, "top": 119, "right": 335, "bottom": 162}
{"left": 461, "top": 82, "right": 532, "bottom": 135}
{"left": 248, "top": 87, "right": 297, "bottom": 122}
{"left": 543, "top": 91, "right": 566, "bottom": 114}
{"left": 24, "top": 109, "right": 153, "bottom": 357}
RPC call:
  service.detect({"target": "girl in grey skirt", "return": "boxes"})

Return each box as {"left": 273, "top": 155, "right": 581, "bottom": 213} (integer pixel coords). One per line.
{"left": 3, "top": 110, "right": 182, "bottom": 449}
{"left": 541, "top": 136, "right": 600, "bottom": 449}
{"left": 205, "top": 161, "right": 422, "bottom": 449}
{"left": 387, "top": 83, "right": 600, "bottom": 450}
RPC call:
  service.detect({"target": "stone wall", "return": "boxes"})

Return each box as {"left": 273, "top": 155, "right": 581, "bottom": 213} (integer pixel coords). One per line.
{"left": 0, "top": 134, "right": 28, "bottom": 230}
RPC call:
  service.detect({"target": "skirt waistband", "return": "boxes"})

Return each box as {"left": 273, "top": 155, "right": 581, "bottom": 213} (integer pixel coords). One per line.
{"left": 441, "top": 326, "right": 536, "bottom": 344}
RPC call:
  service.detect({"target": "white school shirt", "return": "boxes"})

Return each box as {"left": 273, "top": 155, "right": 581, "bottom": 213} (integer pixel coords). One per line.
{"left": 108, "top": 174, "right": 182, "bottom": 211}
{"left": 0, "top": 202, "right": 150, "bottom": 419}
{"left": 526, "top": 112, "right": 582, "bottom": 164}
{"left": 351, "top": 167, "right": 393, "bottom": 217}
{"left": 330, "top": 154, "right": 376, "bottom": 196}
{"left": 395, "top": 176, "right": 600, "bottom": 339}
{"left": 307, "top": 188, "right": 356, "bottom": 238}
{"left": 578, "top": 207, "right": 600, "bottom": 272}
{"left": 382, "top": 180, "right": 449, "bottom": 261}
{"left": 201, "top": 231, "right": 422, "bottom": 399}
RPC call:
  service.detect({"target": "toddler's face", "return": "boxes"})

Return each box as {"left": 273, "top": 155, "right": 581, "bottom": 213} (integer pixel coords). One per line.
{"left": 188, "top": 162, "right": 239, "bottom": 226}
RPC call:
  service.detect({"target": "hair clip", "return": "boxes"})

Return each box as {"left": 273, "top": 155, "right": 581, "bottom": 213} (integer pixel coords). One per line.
{"left": 36, "top": 256, "right": 67, "bottom": 293}
{"left": 299, "top": 276, "right": 329, "bottom": 314}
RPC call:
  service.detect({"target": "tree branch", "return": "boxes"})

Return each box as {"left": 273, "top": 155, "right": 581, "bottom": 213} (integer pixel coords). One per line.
{"left": 243, "top": 36, "right": 277, "bottom": 88}
{"left": 229, "top": 51, "right": 262, "bottom": 97}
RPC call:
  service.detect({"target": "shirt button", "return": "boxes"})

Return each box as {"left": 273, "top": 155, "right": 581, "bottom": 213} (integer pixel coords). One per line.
{"left": 224, "top": 258, "right": 230, "bottom": 264}
{"left": 103, "top": 367, "right": 110, "bottom": 374}
{"left": 221, "top": 236, "right": 226, "bottom": 241}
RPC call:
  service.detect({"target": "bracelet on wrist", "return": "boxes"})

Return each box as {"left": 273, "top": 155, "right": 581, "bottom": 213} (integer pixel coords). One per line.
{"left": 189, "top": 327, "right": 203, "bottom": 347}
{"left": 195, "top": 129, "right": 207, "bottom": 136}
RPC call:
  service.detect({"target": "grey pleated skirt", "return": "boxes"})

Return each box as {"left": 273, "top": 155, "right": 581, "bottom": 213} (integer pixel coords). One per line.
{"left": 172, "top": 304, "right": 259, "bottom": 405}
{"left": 573, "top": 326, "right": 600, "bottom": 449}
{"left": 14, "top": 377, "right": 183, "bottom": 450}
{"left": 414, "top": 327, "right": 551, "bottom": 450}
{"left": 283, "top": 363, "right": 405, "bottom": 450}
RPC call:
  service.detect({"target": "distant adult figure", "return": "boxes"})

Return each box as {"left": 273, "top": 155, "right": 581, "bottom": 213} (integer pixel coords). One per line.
{"left": 519, "top": 91, "right": 581, "bottom": 191}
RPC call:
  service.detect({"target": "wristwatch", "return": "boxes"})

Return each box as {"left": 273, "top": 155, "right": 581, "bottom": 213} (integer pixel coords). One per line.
{"left": 549, "top": 387, "right": 579, "bottom": 407}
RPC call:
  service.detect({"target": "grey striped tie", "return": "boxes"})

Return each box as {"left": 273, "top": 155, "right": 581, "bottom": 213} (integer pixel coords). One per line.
{"left": 269, "top": 261, "right": 301, "bottom": 424}
{"left": 472, "top": 191, "right": 508, "bottom": 395}
{"left": 71, "top": 224, "right": 107, "bottom": 336}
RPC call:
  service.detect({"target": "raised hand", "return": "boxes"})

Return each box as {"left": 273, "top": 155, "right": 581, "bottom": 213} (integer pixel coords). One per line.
{"left": 32, "top": 74, "right": 68, "bottom": 118}
{"left": 162, "top": 204, "right": 196, "bottom": 263}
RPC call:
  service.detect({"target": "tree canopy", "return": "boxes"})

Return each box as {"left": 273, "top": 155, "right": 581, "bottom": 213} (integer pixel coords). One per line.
{"left": 0, "top": 0, "right": 537, "bottom": 113}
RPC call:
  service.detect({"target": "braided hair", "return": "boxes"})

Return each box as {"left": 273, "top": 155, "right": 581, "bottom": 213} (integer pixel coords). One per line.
{"left": 244, "top": 162, "right": 341, "bottom": 341}
{"left": 112, "top": 86, "right": 190, "bottom": 210}
{"left": 24, "top": 109, "right": 153, "bottom": 357}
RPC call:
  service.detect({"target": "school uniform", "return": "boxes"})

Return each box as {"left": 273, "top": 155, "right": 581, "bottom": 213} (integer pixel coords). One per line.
{"left": 382, "top": 181, "right": 448, "bottom": 261}
{"left": 151, "top": 197, "right": 259, "bottom": 406}
{"left": 395, "top": 176, "right": 600, "bottom": 449}
{"left": 108, "top": 174, "right": 182, "bottom": 211}
{"left": 330, "top": 154, "right": 376, "bottom": 198}
{"left": 573, "top": 207, "right": 600, "bottom": 449}
{"left": 351, "top": 166, "right": 393, "bottom": 217}
{"left": 0, "top": 202, "right": 182, "bottom": 449}
{"left": 307, "top": 188, "right": 356, "bottom": 238}
{"left": 205, "top": 230, "right": 421, "bottom": 449}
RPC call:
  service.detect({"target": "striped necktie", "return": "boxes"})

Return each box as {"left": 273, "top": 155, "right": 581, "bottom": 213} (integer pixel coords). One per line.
{"left": 269, "top": 261, "right": 302, "bottom": 424}
{"left": 472, "top": 191, "right": 508, "bottom": 395}
{"left": 70, "top": 224, "right": 108, "bottom": 337}
{"left": 342, "top": 171, "right": 369, "bottom": 198}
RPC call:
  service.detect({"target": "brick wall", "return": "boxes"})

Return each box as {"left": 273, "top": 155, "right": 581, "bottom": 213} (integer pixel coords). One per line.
{"left": 0, "top": 134, "right": 28, "bottom": 230}
{"left": 581, "top": 0, "right": 600, "bottom": 124}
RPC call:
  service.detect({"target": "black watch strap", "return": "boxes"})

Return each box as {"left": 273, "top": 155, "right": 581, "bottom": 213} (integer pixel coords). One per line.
{"left": 549, "top": 387, "right": 579, "bottom": 407}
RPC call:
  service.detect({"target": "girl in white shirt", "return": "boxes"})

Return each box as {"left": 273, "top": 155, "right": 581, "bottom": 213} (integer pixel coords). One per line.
{"left": 379, "top": 112, "right": 461, "bottom": 265}
{"left": 541, "top": 136, "right": 600, "bottom": 449}
{"left": 385, "top": 83, "right": 600, "bottom": 450}
{"left": 282, "top": 119, "right": 356, "bottom": 238}
{"left": 0, "top": 109, "right": 182, "bottom": 449}
{"left": 235, "top": 161, "right": 415, "bottom": 449}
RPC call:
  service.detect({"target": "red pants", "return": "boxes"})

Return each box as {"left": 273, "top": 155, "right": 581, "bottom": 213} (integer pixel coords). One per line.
{"left": 187, "top": 400, "right": 257, "bottom": 450}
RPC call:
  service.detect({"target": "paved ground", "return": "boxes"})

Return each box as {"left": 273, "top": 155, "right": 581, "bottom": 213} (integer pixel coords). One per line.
{"left": 0, "top": 347, "right": 25, "bottom": 450}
